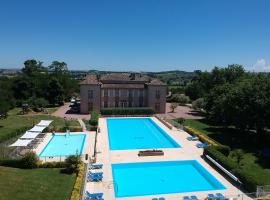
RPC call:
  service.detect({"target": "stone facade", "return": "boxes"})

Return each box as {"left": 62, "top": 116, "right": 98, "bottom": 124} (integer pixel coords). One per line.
{"left": 80, "top": 73, "right": 167, "bottom": 114}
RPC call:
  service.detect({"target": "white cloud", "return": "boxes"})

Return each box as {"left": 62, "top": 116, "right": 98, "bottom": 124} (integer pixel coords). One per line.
{"left": 253, "top": 58, "right": 270, "bottom": 72}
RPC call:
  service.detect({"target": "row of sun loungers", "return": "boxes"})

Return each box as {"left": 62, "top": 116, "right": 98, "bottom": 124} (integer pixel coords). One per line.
{"left": 186, "top": 135, "right": 209, "bottom": 148}
{"left": 87, "top": 164, "right": 104, "bottom": 182}
{"left": 152, "top": 197, "right": 165, "bottom": 200}
{"left": 184, "top": 193, "right": 226, "bottom": 200}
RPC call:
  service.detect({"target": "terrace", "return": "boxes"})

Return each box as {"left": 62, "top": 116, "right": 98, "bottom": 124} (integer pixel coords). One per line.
{"left": 83, "top": 117, "right": 249, "bottom": 200}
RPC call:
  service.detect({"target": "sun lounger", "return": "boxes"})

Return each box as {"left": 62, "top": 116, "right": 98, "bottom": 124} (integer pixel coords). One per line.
{"left": 90, "top": 164, "right": 103, "bottom": 169}
{"left": 86, "top": 191, "right": 103, "bottom": 198}
{"left": 152, "top": 198, "right": 165, "bottom": 200}
{"left": 88, "top": 174, "right": 103, "bottom": 182}
{"left": 138, "top": 149, "right": 164, "bottom": 156}
{"left": 208, "top": 194, "right": 215, "bottom": 200}
{"left": 183, "top": 196, "right": 191, "bottom": 200}
{"left": 196, "top": 142, "right": 208, "bottom": 148}
{"left": 190, "top": 195, "right": 198, "bottom": 200}
{"left": 216, "top": 193, "right": 225, "bottom": 200}
{"left": 187, "top": 136, "right": 199, "bottom": 141}
{"left": 89, "top": 171, "right": 103, "bottom": 176}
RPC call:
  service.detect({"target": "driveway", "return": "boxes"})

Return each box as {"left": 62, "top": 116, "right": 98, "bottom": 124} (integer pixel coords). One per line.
{"left": 157, "top": 103, "right": 204, "bottom": 119}
{"left": 52, "top": 103, "right": 90, "bottom": 120}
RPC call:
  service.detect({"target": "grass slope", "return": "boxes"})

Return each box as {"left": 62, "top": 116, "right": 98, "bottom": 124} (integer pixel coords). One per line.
{"left": 0, "top": 166, "right": 75, "bottom": 200}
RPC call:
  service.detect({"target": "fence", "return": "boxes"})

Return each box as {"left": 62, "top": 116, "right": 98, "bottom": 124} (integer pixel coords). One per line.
{"left": 257, "top": 185, "right": 270, "bottom": 199}
{"left": 39, "top": 154, "right": 88, "bottom": 162}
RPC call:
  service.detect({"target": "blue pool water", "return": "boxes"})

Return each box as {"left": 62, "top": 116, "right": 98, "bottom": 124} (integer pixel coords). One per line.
{"left": 107, "top": 118, "right": 180, "bottom": 150}
{"left": 112, "top": 160, "right": 226, "bottom": 197}
{"left": 39, "top": 133, "right": 86, "bottom": 157}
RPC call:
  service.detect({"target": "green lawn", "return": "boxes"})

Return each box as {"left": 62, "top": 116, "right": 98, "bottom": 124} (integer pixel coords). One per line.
{"left": 0, "top": 166, "right": 75, "bottom": 200}
{"left": 183, "top": 118, "right": 270, "bottom": 185}
{"left": 0, "top": 108, "right": 80, "bottom": 143}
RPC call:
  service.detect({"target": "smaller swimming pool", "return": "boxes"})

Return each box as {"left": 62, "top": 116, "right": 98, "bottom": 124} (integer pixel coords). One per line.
{"left": 112, "top": 160, "right": 226, "bottom": 197}
{"left": 39, "top": 133, "right": 86, "bottom": 157}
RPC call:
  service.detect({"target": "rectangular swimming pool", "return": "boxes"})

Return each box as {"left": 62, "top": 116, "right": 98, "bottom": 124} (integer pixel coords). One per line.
{"left": 112, "top": 160, "right": 226, "bottom": 197}
{"left": 39, "top": 133, "right": 86, "bottom": 157}
{"left": 106, "top": 118, "right": 180, "bottom": 150}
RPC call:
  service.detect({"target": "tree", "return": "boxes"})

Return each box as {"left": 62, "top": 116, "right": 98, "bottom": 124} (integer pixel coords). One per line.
{"left": 192, "top": 98, "right": 205, "bottom": 111}
{"left": 170, "top": 103, "right": 178, "bottom": 113}
{"left": 64, "top": 155, "right": 81, "bottom": 174}
{"left": 46, "top": 78, "right": 64, "bottom": 105}
{"left": 22, "top": 59, "right": 44, "bottom": 76}
{"left": 49, "top": 61, "right": 68, "bottom": 73}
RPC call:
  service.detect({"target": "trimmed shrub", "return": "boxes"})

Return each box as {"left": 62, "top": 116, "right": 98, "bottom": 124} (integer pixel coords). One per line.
{"left": 70, "top": 163, "right": 84, "bottom": 200}
{"left": 204, "top": 146, "right": 238, "bottom": 170}
{"left": 0, "top": 158, "right": 22, "bottom": 168}
{"left": 64, "top": 155, "right": 81, "bottom": 174}
{"left": 183, "top": 126, "right": 219, "bottom": 146}
{"left": 101, "top": 107, "right": 154, "bottom": 115}
{"left": 47, "top": 126, "right": 82, "bottom": 132}
{"left": 38, "top": 161, "right": 66, "bottom": 168}
{"left": 89, "top": 111, "right": 99, "bottom": 126}
{"left": 20, "top": 152, "right": 39, "bottom": 169}
{"left": 215, "top": 144, "right": 231, "bottom": 156}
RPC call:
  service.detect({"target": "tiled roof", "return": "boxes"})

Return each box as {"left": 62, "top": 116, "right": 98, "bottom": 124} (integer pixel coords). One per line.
{"left": 80, "top": 73, "right": 166, "bottom": 86}
{"left": 80, "top": 74, "right": 99, "bottom": 85}
{"left": 101, "top": 84, "right": 145, "bottom": 89}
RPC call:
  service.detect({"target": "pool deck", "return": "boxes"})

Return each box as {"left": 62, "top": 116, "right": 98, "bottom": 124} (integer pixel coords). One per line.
{"left": 85, "top": 117, "right": 251, "bottom": 200}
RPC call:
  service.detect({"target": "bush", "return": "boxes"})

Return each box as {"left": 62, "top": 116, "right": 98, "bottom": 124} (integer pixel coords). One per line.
{"left": 0, "top": 158, "right": 22, "bottom": 168}
{"left": 64, "top": 155, "right": 81, "bottom": 174}
{"left": 192, "top": 98, "right": 205, "bottom": 110}
{"left": 89, "top": 111, "right": 99, "bottom": 126}
{"left": 101, "top": 107, "right": 154, "bottom": 115}
{"left": 215, "top": 144, "right": 231, "bottom": 156}
{"left": 47, "top": 126, "right": 82, "bottom": 132}
{"left": 183, "top": 126, "right": 219, "bottom": 146}
{"left": 21, "top": 152, "right": 39, "bottom": 169}
{"left": 169, "top": 94, "right": 190, "bottom": 105}
{"left": 38, "top": 161, "right": 66, "bottom": 168}
{"left": 70, "top": 163, "right": 84, "bottom": 200}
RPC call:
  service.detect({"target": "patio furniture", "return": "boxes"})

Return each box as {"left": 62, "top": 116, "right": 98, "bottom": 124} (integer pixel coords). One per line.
{"left": 196, "top": 142, "right": 208, "bottom": 148}
{"left": 187, "top": 136, "right": 199, "bottom": 141}
{"left": 86, "top": 191, "right": 103, "bottom": 198}
{"left": 183, "top": 196, "right": 191, "bottom": 200}
{"left": 190, "top": 195, "right": 198, "bottom": 200}
{"left": 216, "top": 193, "right": 225, "bottom": 200}
{"left": 208, "top": 194, "right": 215, "bottom": 200}
{"left": 90, "top": 164, "right": 103, "bottom": 169}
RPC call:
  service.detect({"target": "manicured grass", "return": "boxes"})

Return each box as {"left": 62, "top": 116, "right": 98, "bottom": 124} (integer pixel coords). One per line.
{"left": 0, "top": 166, "right": 76, "bottom": 200}
{"left": 183, "top": 118, "right": 270, "bottom": 186}
{"left": 0, "top": 108, "right": 80, "bottom": 143}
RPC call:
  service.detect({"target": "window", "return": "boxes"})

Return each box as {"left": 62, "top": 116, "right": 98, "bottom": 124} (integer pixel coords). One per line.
{"left": 155, "top": 90, "right": 160, "bottom": 99}
{"left": 88, "top": 102, "right": 93, "bottom": 111}
{"left": 115, "top": 101, "right": 119, "bottom": 107}
{"left": 88, "top": 90, "right": 93, "bottom": 99}
{"left": 128, "top": 89, "right": 133, "bottom": 97}
{"left": 155, "top": 103, "right": 160, "bottom": 112}
{"left": 104, "top": 89, "right": 108, "bottom": 97}
{"left": 104, "top": 101, "right": 108, "bottom": 108}
{"left": 139, "top": 90, "right": 143, "bottom": 97}
{"left": 115, "top": 89, "right": 119, "bottom": 97}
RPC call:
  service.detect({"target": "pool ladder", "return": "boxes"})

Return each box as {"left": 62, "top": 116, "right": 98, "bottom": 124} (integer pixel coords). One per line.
{"left": 107, "top": 181, "right": 118, "bottom": 193}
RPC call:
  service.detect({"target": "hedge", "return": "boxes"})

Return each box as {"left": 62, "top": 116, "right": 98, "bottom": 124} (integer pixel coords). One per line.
{"left": 100, "top": 107, "right": 154, "bottom": 115}
{"left": 70, "top": 163, "right": 84, "bottom": 200}
{"left": 204, "top": 146, "right": 264, "bottom": 192}
{"left": 183, "top": 126, "right": 219, "bottom": 146}
{"left": 89, "top": 111, "right": 99, "bottom": 126}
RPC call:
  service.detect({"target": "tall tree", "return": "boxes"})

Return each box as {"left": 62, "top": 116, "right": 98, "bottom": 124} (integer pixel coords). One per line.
{"left": 49, "top": 61, "right": 68, "bottom": 73}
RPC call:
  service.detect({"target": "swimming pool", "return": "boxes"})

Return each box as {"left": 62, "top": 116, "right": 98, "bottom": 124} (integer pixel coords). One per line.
{"left": 39, "top": 133, "right": 86, "bottom": 157}
{"left": 112, "top": 160, "right": 226, "bottom": 197}
{"left": 106, "top": 118, "right": 180, "bottom": 150}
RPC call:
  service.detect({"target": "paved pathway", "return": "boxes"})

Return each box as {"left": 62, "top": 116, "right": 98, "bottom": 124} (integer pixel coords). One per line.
{"left": 52, "top": 103, "right": 90, "bottom": 120}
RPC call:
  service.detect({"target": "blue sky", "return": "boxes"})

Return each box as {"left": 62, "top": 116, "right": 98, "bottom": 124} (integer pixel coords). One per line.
{"left": 0, "top": 0, "right": 270, "bottom": 72}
